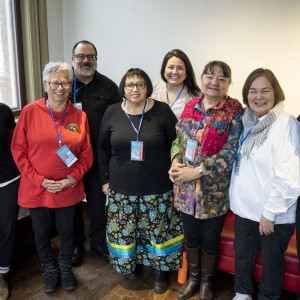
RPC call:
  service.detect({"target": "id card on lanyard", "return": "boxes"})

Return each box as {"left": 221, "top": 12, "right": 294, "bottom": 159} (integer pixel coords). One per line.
{"left": 73, "top": 76, "right": 83, "bottom": 110}
{"left": 124, "top": 99, "right": 148, "bottom": 161}
{"left": 184, "top": 100, "right": 207, "bottom": 162}
{"left": 234, "top": 120, "right": 259, "bottom": 175}
{"left": 48, "top": 102, "right": 78, "bottom": 167}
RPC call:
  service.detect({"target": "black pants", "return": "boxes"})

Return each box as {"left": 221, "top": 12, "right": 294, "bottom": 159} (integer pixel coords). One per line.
{"left": 0, "top": 179, "right": 20, "bottom": 273}
{"left": 234, "top": 215, "right": 294, "bottom": 300}
{"left": 30, "top": 206, "right": 74, "bottom": 264}
{"left": 181, "top": 212, "right": 227, "bottom": 255}
{"left": 296, "top": 197, "right": 300, "bottom": 272}
{"left": 73, "top": 164, "right": 107, "bottom": 247}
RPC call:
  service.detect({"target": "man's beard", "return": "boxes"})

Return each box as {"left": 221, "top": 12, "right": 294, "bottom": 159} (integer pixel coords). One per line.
{"left": 74, "top": 63, "right": 97, "bottom": 77}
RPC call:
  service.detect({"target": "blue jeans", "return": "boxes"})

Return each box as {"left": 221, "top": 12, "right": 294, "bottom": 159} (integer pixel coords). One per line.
{"left": 181, "top": 212, "right": 227, "bottom": 255}
{"left": 234, "top": 215, "right": 294, "bottom": 300}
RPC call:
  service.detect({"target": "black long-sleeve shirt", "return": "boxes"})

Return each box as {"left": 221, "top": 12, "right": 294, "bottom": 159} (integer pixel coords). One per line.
{"left": 98, "top": 100, "right": 177, "bottom": 195}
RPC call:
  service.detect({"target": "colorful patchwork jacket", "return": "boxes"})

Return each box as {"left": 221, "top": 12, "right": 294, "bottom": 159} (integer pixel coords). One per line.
{"left": 171, "top": 94, "right": 243, "bottom": 219}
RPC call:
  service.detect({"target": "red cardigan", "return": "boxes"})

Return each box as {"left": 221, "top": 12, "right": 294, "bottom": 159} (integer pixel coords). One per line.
{"left": 11, "top": 99, "right": 93, "bottom": 208}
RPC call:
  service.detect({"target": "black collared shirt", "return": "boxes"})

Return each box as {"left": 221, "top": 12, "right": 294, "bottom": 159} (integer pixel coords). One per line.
{"left": 71, "top": 71, "right": 122, "bottom": 162}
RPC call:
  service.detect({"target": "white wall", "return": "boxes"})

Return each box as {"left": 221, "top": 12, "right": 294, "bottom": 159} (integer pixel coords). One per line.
{"left": 47, "top": 0, "right": 300, "bottom": 116}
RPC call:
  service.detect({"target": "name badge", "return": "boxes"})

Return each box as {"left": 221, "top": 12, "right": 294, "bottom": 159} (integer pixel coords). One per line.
{"left": 74, "top": 102, "right": 82, "bottom": 110}
{"left": 56, "top": 145, "right": 78, "bottom": 167}
{"left": 131, "top": 141, "right": 144, "bottom": 161}
{"left": 185, "top": 139, "right": 197, "bottom": 162}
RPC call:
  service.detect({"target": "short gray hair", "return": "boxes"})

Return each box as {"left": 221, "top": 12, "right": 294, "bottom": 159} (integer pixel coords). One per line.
{"left": 42, "top": 61, "right": 73, "bottom": 83}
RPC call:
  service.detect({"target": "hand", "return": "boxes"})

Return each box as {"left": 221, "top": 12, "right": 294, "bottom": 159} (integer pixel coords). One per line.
{"left": 55, "top": 179, "right": 73, "bottom": 190}
{"left": 42, "top": 178, "right": 72, "bottom": 193}
{"left": 42, "top": 179, "right": 63, "bottom": 193}
{"left": 102, "top": 183, "right": 110, "bottom": 195}
{"left": 169, "top": 162, "right": 199, "bottom": 183}
{"left": 259, "top": 215, "right": 275, "bottom": 236}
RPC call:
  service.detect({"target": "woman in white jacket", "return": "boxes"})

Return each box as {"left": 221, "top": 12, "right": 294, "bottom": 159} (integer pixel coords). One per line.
{"left": 229, "top": 68, "right": 300, "bottom": 300}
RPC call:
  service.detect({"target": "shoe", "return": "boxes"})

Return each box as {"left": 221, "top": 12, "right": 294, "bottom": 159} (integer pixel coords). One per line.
{"left": 232, "top": 293, "right": 252, "bottom": 300}
{"left": 90, "top": 243, "right": 110, "bottom": 262}
{"left": 0, "top": 274, "right": 9, "bottom": 300}
{"left": 58, "top": 260, "right": 76, "bottom": 291}
{"left": 42, "top": 261, "right": 60, "bottom": 293}
{"left": 153, "top": 270, "right": 168, "bottom": 294}
{"left": 72, "top": 245, "right": 85, "bottom": 266}
{"left": 126, "top": 272, "right": 137, "bottom": 280}
{"left": 125, "top": 264, "right": 143, "bottom": 280}
{"left": 198, "top": 250, "right": 218, "bottom": 300}
{"left": 178, "top": 248, "right": 201, "bottom": 300}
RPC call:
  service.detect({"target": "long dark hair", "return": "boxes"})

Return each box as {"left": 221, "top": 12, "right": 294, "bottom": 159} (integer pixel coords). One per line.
{"left": 160, "top": 49, "right": 201, "bottom": 97}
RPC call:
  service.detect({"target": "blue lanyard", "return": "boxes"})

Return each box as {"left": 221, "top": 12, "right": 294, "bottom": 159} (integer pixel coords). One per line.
{"left": 239, "top": 120, "right": 259, "bottom": 148}
{"left": 192, "top": 100, "right": 208, "bottom": 139}
{"left": 166, "top": 83, "right": 185, "bottom": 108}
{"left": 48, "top": 103, "right": 67, "bottom": 147}
{"left": 73, "top": 76, "right": 84, "bottom": 103}
{"left": 124, "top": 99, "right": 148, "bottom": 141}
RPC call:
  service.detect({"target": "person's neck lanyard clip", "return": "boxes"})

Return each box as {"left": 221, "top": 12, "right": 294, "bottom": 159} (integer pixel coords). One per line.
{"left": 48, "top": 105, "right": 67, "bottom": 148}
{"left": 234, "top": 120, "right": 259, "bottom": 175}
{"left": 184, "top": 100, "right": 208, "bottom": 162}
{"left": 73, "top": 76, "right": 83, "bottom": 109}
{"left": 124, "top": 98, "right": 148, "bottom": 161}
{"left": 166, "top": 83, "right": 185, "bottom": 108}
{"left": 48, "top": 103, "right": 79, "bottom": 167}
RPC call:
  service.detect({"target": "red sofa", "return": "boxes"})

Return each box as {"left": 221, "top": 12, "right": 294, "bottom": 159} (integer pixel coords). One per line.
{"left": 218, "top": 211, "right": 300, "bottom": 294}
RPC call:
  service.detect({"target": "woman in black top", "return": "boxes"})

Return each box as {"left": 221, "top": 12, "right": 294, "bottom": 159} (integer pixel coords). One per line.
{"left": 98, "top": 68, "right": 183, "bottom": 294}
{"left": 0, "top": 103, "right": 20, "bottom": 299}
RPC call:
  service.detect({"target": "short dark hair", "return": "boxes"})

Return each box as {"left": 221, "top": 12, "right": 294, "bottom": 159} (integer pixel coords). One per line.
{"left": 242, "top": 68, "right": 285, "bottom": 106}
{"left": 72, "top": 40, "right": 97, "bottom": 56}
{"left": 201, "top": 61, "right": 232, "bottom": 83}
{"left": 160, "top": 49, "right": 201, "bottom": 97}
{"left": 119, "top": 68, "right": 153, "bottom": 99}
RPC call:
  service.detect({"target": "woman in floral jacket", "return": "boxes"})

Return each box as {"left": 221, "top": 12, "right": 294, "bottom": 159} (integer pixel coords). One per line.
{"left": 169, "top": 61, "right": 243, "bottom": 300}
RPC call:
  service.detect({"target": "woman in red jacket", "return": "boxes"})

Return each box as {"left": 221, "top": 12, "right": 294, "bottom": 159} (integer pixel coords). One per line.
{"left": 11, "top": 61, "right": 93, "bottom": 294}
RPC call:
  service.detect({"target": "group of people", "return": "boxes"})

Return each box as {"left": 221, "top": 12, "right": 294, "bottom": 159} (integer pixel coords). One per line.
{"left": 0, "top": 40, "right": 300, "bottom": 300}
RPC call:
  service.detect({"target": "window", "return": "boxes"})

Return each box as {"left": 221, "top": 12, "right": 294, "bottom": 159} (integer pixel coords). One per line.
{"left": 0, "top": 0, "right": 25, "bottom": 112}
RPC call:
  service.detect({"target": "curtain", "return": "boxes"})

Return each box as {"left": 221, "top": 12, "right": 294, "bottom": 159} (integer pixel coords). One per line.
{"left": 20, "top": 0, "right": 49, "bottom": 103}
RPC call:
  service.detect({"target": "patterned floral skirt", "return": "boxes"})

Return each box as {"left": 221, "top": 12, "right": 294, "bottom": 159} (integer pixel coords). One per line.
{"left": 106, "top": 189, "right": 184, "bottom": 274}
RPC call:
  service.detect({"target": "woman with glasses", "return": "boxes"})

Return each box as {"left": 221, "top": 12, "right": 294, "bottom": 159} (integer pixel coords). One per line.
{"left": 97, "top": 68, "right": 184, "bottom": 294}
{"left": 152, "top": 49, "right": 201, "bottom": 120}
{"left": 11, "top": 61, "right": 93, "bottom": 294}
{"left": 169, "top": 61, "right": 243, "bottom": 300}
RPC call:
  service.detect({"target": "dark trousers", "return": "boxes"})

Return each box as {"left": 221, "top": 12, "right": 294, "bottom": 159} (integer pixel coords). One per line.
{"left": 296, "top": 197, "right": 300, "bottom": 272}
{"left": 30, "top": 206, "right": 74, "bottom": 264}
{"left": 0, "top": 179, "right": 20, "bottom": 272}
{"left": 234, "top": 215, "right": 294, "bottom": 300}
{"left": 73, "top": 164, "right": 107, "bottom": 247}
{"left": 181, "top": 212, "right": 227, "bottom": 255}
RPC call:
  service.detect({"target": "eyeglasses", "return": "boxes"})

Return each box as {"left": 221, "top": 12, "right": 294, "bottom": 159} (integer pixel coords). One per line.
{"left": 74, "top": 54, "right": 97, "bottom": 62}
{"left": 48, "top": 82, "right": 71, "bottom": 89}
{"left": 124, "top": 82, "right": 146, "bottom": 90}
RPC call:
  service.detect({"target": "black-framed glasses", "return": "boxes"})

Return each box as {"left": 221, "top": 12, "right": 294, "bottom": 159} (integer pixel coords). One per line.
{"left": 48, "top": 82, "right": 71, "bottom": 89}
{"left": 74, "top": 54, "right": 97, "bottom": 62}
{"left": 124, "top": 82, "right": 146, "bottom": 90}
